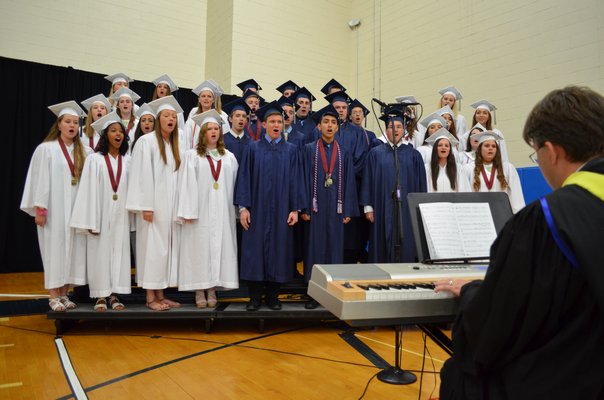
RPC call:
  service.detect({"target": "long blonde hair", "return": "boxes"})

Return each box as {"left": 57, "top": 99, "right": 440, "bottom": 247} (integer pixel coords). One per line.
{"left": 154, "top": 111, "right": 181, "bottom": 171}
{"left": 83, "top": 105, "right": 109, "bottom": 138}
{"left": 473, "top": 142, "right": 507, "bottom": 191}
{"left": 196, "top": 122, "right": 226, "bottom": 157}
{"left": 43, "top": 116, "right": 86, "bottom": 180}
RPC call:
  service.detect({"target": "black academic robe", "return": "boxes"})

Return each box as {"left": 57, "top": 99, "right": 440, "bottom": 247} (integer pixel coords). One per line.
{"left": 440, "top": 157, "right": 604, "bottom": 399}
{"left": 301, "top": 139, "right": 359, "bottom": 281}
{"left": 360, "top": 142, "right": 427, "bottom": 263}
{"left": 234, "top": 137, "right": 301, "bottom": 283}
{"left": 223, "top": 131, "right": 251, "bottom": 164}
{"left": 293, "top": 116, "right": 316, "bottom": 144}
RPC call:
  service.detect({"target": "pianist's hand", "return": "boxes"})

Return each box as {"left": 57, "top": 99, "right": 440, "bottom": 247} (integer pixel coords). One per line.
{"left": 434, "top": 279, "right": 470, "bottom": 297}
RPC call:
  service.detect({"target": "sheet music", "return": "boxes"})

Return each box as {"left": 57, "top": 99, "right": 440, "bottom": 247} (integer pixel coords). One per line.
{"left": 419, "top": 202, "right": 496, "bottom": 260}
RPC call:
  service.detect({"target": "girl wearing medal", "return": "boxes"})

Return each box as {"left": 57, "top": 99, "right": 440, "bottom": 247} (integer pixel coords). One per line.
{"left": 177, "top": 110, "right": 239, "bottom": 308}
{"left": 463, "top": 131, "right": 525, "bottom": 213}
{"left": 71, "top": 112, "right": 131, "bottom": 311}
{"left": 126, "top": 95, "right": 183, "bottom": 311}
{"left": 81, "top": 94, "right": 111, "bottom": 151}
{"left": 21, "top": 101, "right": 92, "bottom": 311}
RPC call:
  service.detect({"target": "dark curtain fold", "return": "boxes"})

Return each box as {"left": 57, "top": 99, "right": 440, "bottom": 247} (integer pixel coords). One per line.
{"left": 0, "top": 56, "right": 199, "bottom": 273}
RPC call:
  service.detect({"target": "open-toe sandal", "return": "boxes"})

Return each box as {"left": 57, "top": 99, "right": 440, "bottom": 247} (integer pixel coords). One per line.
{"left": 94, "top": 298, "right": 107, "bottom": 312}
{"left": 158, "top": 297, "right": 181, "bottom": 308}
{"left": 49, "top": 298, "right": 66, "bottom": 312}
{"left": 60, "top": 296, "right": 77, "bottom": 310}
{"left": 146, "top": 299, "right": 170, "bottom": 311}
{"left": 195, "top": 290, "right": 207, "bottom": 308}
{"left": 207, "top": 289, "right": 217, "bottom": 308}
{"left": 108, "top": 295, "right": 125, "bottom": 310}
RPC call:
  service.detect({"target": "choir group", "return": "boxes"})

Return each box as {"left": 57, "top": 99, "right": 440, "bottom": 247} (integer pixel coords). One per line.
{"left": 20, "top": 73, "right": 526, "bottom": 312}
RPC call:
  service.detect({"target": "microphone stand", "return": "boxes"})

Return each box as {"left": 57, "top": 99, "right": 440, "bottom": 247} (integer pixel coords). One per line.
{"left": 377, "top": 111, "right": 416, "bottom": 386}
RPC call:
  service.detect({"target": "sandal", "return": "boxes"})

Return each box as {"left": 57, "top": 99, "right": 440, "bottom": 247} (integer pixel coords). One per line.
{"left": 94, "top": 298, "right": 107, "bottom": 312}
{"left": 158, "top": 297, "right": 181, "bottom": 308}
{"left": 108, "top": 295, "right": 125, "bottom": 311}
{"left": 146, "top": 299, "right": 170, "bottom": 311}
{"left": 195, "top": 290, "right": 207, "bottom": 308}
{"left": 207, "top": 289, "right": 217, "bottom": 308}
{"left": 60, "top": 296, "right": 77, "bottom": 310}
{"left": 49, "top": 297, "right": 66, "bottom": 312}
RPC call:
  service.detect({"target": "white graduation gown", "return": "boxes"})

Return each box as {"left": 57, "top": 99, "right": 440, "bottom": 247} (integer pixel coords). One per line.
{"left": 425, "top": 163, "right": 472, "bottom": 193}
{"left": 455, "top": 114, "right": 467, "bottom": 138}
{"left": 177, "top": 149, "right": 239, "bottom": 291}
{"left": 462, "top": 162, "right": 525, "bottom": 213}
{"left": 126, "top": 133, "right": 181, "bottom": 289}
{"left": 459, "top": 151, "right": 476, "bottom": 165}
{"left": 83, "top": 132, "right": 101, "bottom": 150}
{"left": 417, "top": 145, "right": 461, "bottom": 164}
{"left": 184, "top": 108, "right": 230, "bottom": 150}
{"left": 70, "top": 153, "right": 132, "bottom": 298}
{"left": 20, "top": 141, "right": 92, "bottom": 289}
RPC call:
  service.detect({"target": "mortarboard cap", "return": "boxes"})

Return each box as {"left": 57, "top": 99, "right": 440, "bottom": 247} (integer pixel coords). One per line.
{"left": 470, "top": 99, "right": 498, "bottom": 124}
{"left": 91, "top": 111, "right": 124, "bottom": 133}
{"left": 324, "top": 90, "right": 352, "bottom": 105}
{"left": 473, "top": 130, "right": 504, "bottom": 145}
{"left": 192, "top": 80, "right": 220, "bottom": 97}
{"left": 242, "top": 89, "right": 265, "bottom": 103}
{"left": 311, "top": 104, "right": 339, "bottom": 125}
{"left": 48, "top": 101, "right": 86, "bottom": 118}
{"left": 255, "top": 101, "right": 284, "bottom": 122}
{"left": 349, "top": 99, "right": 370, "bottom": 116}
{"left": 320, "top": 78, "right": 347, "bottom": 95}
{"left": 152, "top": 74, "right": 179, "bottom": 92}
{"left": 394, "top": 95, "right": 418, "bottom": 104}
{"left": 104, "top": 73, "right": 133, "bottom": 86}
{"left": 420, "top": 113, "right": 447, "bottom": 129}
{"left": 276, "top": 80, "right": 300, "bottom": 95}
{"left": 277, "top": 95, "right": 296, "bottom": 108}
{"left": 222, "top": 98, "right": 250, "bottom": 115}
{"left": 437, "top": 105, "right": 455, "bottom": 118}
{"left": 424, "top": 128, "right": 459, "bottom": 146}
{"left": 236, "top": 79, "right": 261, "bottom": 92}
{"left": 470, "top": 122, "right": 487, "bottom": 132}
{"left": 191, "top": 109, "right": 223, "bottom": 128}
{"left": 292, "top": 87, "right": 316, "bottom": 102}
{"left": 81, "top": 94, "right": 111, "bottom": 112}
{"left": 148, "top": 95, "right": 184, "bottom": 115}
{"left": 135, "top": 103, "right": 156, "bottom": 119}
{"left": 109, "top": 87, "right": 141, "bottom": 103}
{"left": 438, "top": 86, "right": 462, "bottom": 100}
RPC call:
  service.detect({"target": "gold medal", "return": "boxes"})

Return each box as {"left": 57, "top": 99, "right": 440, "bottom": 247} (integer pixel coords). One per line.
{"left": 71, "top": 177, "right": 78, "bottom": 186}
{"left": 113, "top": 193, "right": 118, "bottom": 201}
{"left": 325, "top": 177, "right": 333, "bottom": 187}
{"left": 213, "top": 182, "right": 219, "bottom": 190}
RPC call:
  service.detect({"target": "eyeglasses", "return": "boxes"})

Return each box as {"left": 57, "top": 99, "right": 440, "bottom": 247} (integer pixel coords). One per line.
{"left": 529, "top": 151, "right": 538, "bottom": 164}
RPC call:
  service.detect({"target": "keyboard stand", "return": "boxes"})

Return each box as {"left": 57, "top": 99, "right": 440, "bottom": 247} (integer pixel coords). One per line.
{"left": 377, "top": 325, "right": 417, "bottom": 385}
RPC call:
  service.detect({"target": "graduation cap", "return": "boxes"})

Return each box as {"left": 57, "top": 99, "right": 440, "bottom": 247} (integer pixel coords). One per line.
{"left": 292, "top": 87, "right": 316, "bottom": 102}
{"left": 419, "top": 113, "right": 447, "bottom": 129}
{"left": 470, "top": 99, "right": 498, "bottom": 124}
{"left": 311, "top": 104, "right": 339, "bottom": 125}
{"left": 236, "top": 79, "right": 261, "bottom": 92}
{"left": 242, "top": 89, "right": 265, "bottom": 103}
{"left": 255, "top": 101, "right": 284, "bottom": 122}
{"left": 277, "top": 95, "right": 296, "bottom": 108}
{"left": 109, "top": 87, "right": 141, "bottom": 103}
{"left": 321, "top": 78, "right": 347, "bottom": 95}
{"left": 81, "top": 94, "right": 111, "bottom": 112}
{"left": 473, "top": 130, "right": 504, "bottom": 145}
{"left": 192, "top": 80, "right": 221, "bottom": 97}
{"left": 222, "top": 98, "right": 251, "bottom": 115}
{"left": 324, "top": 90, "right": 352, "bottom": 105}
{"left": 91, "top": 111, "right": 124, "bottom": 133}
{"left": 349, "top": 99, "right": 370, "bottom": 116}
{"left": 394, "top": 95, "right": 418, "bottom": 104}
{"left": 438, "top": 86, "right": 462, "bottom": 100}
{"left": 191, "top": 109, "right": 223, "bottom": 128}
{"left": 104, "top": 73, "right": 133, "bottom": 86}
{"left": 152, "top": 74, "right": 179, "bottom": 92}
{"left": 469, "top": 122, "right": 487, "bottom": 132}
{"left": 135, "top": 103, "right": 156, "bottom": 119}
{"left": 220, "top": 93, "right": 240, "bottom": 106}
{"left": 424, "top": 127, "right": 459, "bottom": 146}
{"left": 276, "top": 80, "right": 300, "bottom": 95}
{"left": 148, "top": 95, "right": 184, "bottom": 115}
{"left": 48, "top": 100, "right": 87, "bottom": 118}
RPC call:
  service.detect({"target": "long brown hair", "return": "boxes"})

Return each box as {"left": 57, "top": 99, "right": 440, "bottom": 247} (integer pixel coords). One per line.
{"left": 152, "top": 86, "right": 172, "bottom": 101}
{"left": 154, "top": 111, "right": 181, "bottom": 171}
{"left": 430, "top": 138, "right": 457, "bottom": 191}
{"left": 43, "top": 116, "right": 87, "bottom": 180}
{"left": 197, "top": 122, "right": 226, "bottom": 157}
{"left": 473, "top": 141, "right": 507, "bottom": 191}
{"left": 472, "top": 111, "right": 493, "bottom": 130}
{"left": 116, "top": 107, "right": 136, "bottom": 128}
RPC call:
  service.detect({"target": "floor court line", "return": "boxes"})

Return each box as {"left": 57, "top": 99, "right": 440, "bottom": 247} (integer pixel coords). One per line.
{"left": 54, "top": 338, "right": 88, "bottom": 400}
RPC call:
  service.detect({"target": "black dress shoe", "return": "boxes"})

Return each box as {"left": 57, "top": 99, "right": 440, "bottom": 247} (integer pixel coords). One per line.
{"left": 246, "top": 299, "right": 261, "bottom": 311}
{"left": 305, "top": 299, "right": 319, "bottom": 309}
{"left": 266, "top": 299, "right": 282, "bottom": 310}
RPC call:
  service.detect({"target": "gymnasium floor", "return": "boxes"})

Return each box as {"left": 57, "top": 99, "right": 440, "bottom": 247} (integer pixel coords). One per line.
{"left": 0, "top": 273, "right": 448, "bottom": 400}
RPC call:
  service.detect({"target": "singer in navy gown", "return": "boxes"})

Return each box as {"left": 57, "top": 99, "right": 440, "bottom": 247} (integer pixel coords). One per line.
{"left": 360, "top": 140, "right": 427, "bottom": 263}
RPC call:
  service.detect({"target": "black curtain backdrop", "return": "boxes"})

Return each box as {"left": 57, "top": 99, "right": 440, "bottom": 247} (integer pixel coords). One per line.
{"left": 0, "top": 56, "right": 200, "bottom": 273}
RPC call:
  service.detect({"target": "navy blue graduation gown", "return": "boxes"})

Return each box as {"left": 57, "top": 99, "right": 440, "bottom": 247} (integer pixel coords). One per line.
{"left": 293, "top": 116, "right": 316, "bottom": 144}
{"left": 311, "top": 121, "right": 369, "bottom": 178}
{"left": 234, "top": 138, "right": 301, "bottom": 282}
{"left": 301, "top": 139, "right": 359, "bottom": 281}
{"left": 245, "top": 118, "right": 265, "bottom": 141}
{"left": 285, "top": 128, "right": 306, "bottom": 151}
{"left": 223, "top": 131, "right": 251, "bottom": 164}
{"left": 360, "top": 142, "right": 427, "bottom": 263}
